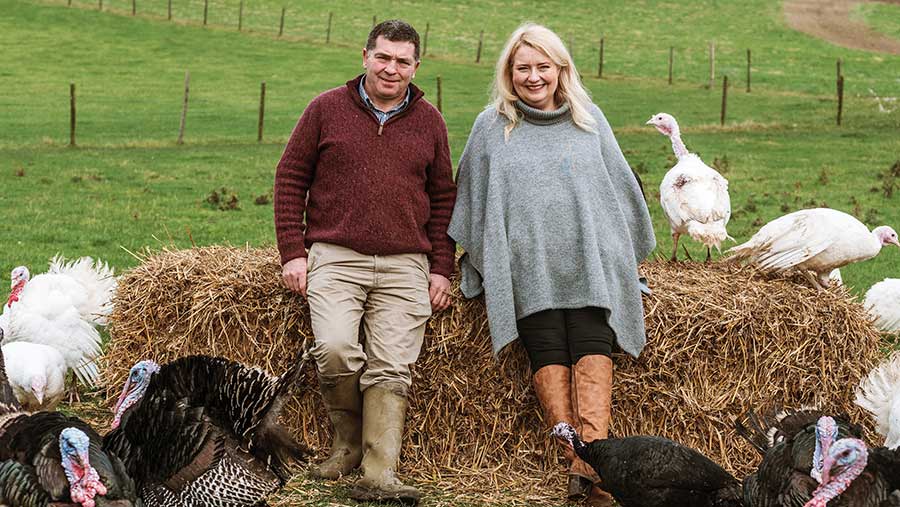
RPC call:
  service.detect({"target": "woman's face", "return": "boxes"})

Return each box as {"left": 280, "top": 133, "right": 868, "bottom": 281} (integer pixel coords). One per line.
{"left": 510, "top": 44, "right": 560, "bottom": 111}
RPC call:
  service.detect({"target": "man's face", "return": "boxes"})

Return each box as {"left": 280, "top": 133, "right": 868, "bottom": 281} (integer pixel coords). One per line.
{"left": 362, "top": 36, "right": 419, "bottom": 104}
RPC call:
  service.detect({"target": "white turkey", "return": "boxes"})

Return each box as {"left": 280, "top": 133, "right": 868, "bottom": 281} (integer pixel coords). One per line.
{"left": 727, "top": 208, "right": 900, "bottom": 289}
{"left": 1, "top": 341, "right": 66, "bottom": 411}
{"left": 857, "top": 352, "right": 900, "bottom": 450}
{"left": 104, "top": 354, "right": 312, "bottom": 506}
{"left": 864, "top": 279, "right": 900, "bottom": 333}
{"left": 0, "top": 256, "right": 116, "bottom": 400}
{"left": 4, "top": 256, "right": 117, "bottom": 327}
{"left": 646, "top": 112, "right": 731, "bottom": 261}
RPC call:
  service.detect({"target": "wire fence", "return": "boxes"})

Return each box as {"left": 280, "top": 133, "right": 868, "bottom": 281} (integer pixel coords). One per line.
{"left": 8, "top": 0, "right": 900, "bottom": 148}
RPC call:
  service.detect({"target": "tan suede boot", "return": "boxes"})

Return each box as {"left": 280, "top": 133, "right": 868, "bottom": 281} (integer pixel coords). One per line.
{"left": 573, "top": 355, "right": 616, "bottom": 507}
{"left": 532, "top": 365, "right": 594, "bottom": 500}
{"left": 309, "top": 371, "right": 363, "bottom": 480}
{"left": 349, "top": 383, "right": 422, "bottom": 504}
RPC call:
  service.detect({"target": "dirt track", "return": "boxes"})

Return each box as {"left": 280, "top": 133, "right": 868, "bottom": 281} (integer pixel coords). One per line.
{"left": 784, "top": 0, "right": 900, "bottom": 54}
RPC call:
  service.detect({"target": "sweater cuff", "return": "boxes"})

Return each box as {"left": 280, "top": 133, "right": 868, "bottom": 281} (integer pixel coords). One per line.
{"left": 278, "top": 242, "right": 308, "bottom": 266}
{"left": 428, "top": 255, "right": 454, "bottom": 279}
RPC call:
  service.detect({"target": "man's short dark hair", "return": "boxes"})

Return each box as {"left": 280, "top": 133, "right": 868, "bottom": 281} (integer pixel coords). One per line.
{"left": 367, "top": 20, "right": 420, "bottom": 61}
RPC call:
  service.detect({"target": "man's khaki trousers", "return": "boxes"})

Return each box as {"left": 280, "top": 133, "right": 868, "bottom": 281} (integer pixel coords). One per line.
{"left": 306, "top": 242, "right": 432, "bottom": 394}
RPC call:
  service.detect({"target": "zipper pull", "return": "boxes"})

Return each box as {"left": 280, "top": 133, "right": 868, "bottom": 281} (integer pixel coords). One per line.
{"left": 377, "top": 124, "right": 383, "bottom": 136}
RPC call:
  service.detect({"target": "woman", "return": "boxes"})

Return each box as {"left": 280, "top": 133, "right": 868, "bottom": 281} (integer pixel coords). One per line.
{"left": 448, "top": 24, "right": 655, "bottom": 506}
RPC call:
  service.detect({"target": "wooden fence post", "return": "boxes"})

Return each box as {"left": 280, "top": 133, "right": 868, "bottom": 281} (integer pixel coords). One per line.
{"left": 837, "top": 58, "right": 842, "bottom": 83}
{"left": 436, "top": 75, "right": 442, "bottom": 114}
{"left": 238, "top": 0, "right": 243, "bottom": 31}
{"left": 372, "top": 15, "right": 376, "bottom": 28}
{"left": 837, "top": 74, "right": 844, "bottom": 126}
{"left": 746, "top": 49, "right": 751, "bottom": 92}
{"left": 597, "top": 37, "right": 604, "bottom": 78}
{"left": 131, "top": 0, "right": 135, "bottom": 16}
{"left": 167, "top": 0, "right": 172, "bottom": 20}
{"left": 326, "top": 12, "right": 333, "bottom": 43}
{"left": 668, "top": 46, "right": 673, "bottom": 85}
{"left": 258, "top": 81, "right": 266, "bottom": 142}
{"left": 203, "top": 0, "right": 208, "bottom": 26}
{"left": 709, "top": 40, "right": 715, "bottom": 89}
{"left": 177, "top": 71, "right": 190, "bottom": 145}
{"left": 98, "top": 0, "right": 102, "bottom": 11}
{"left": 720, "top": 75, "right": 728, "bottom": 125}
{"left": 422, "top": 22, "right": 430, "bottom": 57}
{"left": 69, "top": 83, "right": 76, "bottom": 147}
{"left": 475, "top": 30, "right": 484, "bottom": 63}
{"left": 279, "top": 7, "right": 285, "bottom": 36}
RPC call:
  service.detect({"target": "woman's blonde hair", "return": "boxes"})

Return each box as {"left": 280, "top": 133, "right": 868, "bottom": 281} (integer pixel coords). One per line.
{"left": 491, "top": 23, "right": 596, "bottom": 139}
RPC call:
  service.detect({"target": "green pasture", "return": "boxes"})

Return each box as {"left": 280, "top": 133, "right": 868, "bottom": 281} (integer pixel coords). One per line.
{"left": 3, "top": 0, "right": 900, "bottom": 504}
{"left": 3, "top": 0, "right": 899, "bottom": 294}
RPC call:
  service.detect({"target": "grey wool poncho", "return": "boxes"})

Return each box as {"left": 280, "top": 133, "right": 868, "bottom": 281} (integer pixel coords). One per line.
{"left": 448, "top": 101, "right": 656, "bottom": 357}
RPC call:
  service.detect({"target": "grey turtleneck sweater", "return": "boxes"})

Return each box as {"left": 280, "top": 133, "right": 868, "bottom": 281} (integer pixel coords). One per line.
{"left": 448, "top": 100, "right": 656, "bottom": 357}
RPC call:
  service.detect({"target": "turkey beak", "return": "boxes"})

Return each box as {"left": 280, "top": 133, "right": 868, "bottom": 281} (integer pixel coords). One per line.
{"left": 645, "top": 118, "right": 654, "bottom": 125}
{"left": 890, "top": 238, "right": 900, "bottom": 248}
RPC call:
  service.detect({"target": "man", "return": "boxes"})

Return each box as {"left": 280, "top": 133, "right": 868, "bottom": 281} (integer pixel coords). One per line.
{"left": 274, "top": 19, "right": 456, "bottom": 504}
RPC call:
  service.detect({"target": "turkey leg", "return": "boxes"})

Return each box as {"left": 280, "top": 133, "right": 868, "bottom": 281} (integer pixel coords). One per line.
{"left": 670, "top": 233, "right": 680, "bottom": 262}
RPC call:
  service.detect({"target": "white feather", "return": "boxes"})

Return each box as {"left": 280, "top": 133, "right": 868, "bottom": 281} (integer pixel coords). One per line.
{"left": 728, "top": 208, "right": 884, "bottom": 279}
{"left": 42, "top": 255, "right": 117, "bottom": 326}
{"left": 856, "top": 352, "right": 900, "bottom": 449}
{"left": 659, "top": 152, "right": 731, "bottom": 249}
{"left": 1, "top": 342, "right": 66, "bottom": 411}
{"left": 864, "top": 279, "right": 900, "bottom": 333}
{"left": 1, "top": 277, "right": 103, "bottom": 387}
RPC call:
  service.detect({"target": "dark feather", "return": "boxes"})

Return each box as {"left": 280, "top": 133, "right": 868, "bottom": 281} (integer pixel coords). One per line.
{"left": 571, "top": 433, "right": 741, "bottom": 507}
{"left": 104, "top": 350, "right": 311, "bottom": 506}
{"left": 0, "top": 345, "right": 22, "bottom": 414}
{"left": 0, "top": 411, "right": 139, "bottom": 506}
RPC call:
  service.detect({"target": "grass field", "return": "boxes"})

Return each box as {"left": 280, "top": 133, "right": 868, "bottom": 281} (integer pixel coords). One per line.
{"left": 3, "top": 0, "right": 899, "bottom": 291}
{"left": 2, "top": 0, "right": 900, "bottom": 503}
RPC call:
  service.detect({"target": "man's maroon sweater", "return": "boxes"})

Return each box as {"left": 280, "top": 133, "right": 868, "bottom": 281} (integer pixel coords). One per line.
{"left": 274, "top": 75, "right": 457, "bottom": 278}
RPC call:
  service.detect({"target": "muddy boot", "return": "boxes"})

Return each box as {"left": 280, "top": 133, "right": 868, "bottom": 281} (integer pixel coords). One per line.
{"left": 349, "top": 383, "right": 422, "bottom": 505}
{"left": 309, "top": 371, "right": 363, "bottom": 480}
{"left": 573, "top": 354, "right": 615, "bottom": 507}
{"left": 532, "top": 364, "right": 594, "bottom": 501}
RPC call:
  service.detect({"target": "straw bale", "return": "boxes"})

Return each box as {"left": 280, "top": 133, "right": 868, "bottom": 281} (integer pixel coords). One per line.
{"left": 103, "top": 246, "right": 885, "bottom": 503}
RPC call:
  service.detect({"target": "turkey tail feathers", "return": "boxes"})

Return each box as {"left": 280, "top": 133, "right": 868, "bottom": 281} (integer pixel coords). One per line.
{"left": 855, "top": 353, "right": 900, "bottom": 438}
{"left": 48, "top": 255, "right": 117, "bottom": 326}
{"left": 686, "top": 221, "right": 729, "bottom": 250}
{"left": 252, "top": 345, "right": 314, "bottom": 481}
{"left": 733, "top": 409, "right": 773, "bottom": 456}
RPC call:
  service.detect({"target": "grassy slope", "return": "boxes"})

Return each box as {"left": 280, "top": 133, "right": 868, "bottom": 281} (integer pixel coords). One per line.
{"left": 3, "top": 0, "right": 899, "bottom": 293}
{"left": 4, "top": 1, "right": 900, "bottom": 505}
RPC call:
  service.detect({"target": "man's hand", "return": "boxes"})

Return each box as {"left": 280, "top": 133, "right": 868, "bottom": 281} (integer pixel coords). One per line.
{"left": 428, "top": 273, "right": 451, "bottom": 312}
{"left": 282, "top": 257, "right": 308, "bottom": 297}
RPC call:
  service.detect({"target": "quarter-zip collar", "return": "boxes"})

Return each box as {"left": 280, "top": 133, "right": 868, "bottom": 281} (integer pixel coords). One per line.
{"left": 346, "top": 74, "right": 425, "bottom": 136}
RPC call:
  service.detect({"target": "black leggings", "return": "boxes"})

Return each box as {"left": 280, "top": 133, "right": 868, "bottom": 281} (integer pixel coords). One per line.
{"left": 516, "top": 307, "right": 616, "bottom": 372}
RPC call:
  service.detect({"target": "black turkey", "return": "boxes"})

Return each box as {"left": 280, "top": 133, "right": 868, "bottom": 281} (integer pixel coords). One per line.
{"left": 551, "top": 422, "right": 742, "bottom": 507}
{"left": 0, "top": 348, "right": 140, "bottom": 507}
{"left": 736, "top": 408, "right": 896, "bottom": 506}
{"left": 103, "top": 354, "right": 311, "bottom": 507}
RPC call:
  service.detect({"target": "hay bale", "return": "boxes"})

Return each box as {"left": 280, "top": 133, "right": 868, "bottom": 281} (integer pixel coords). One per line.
{"left": 104, "top": 246, "right": 884, "bottom": 503}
